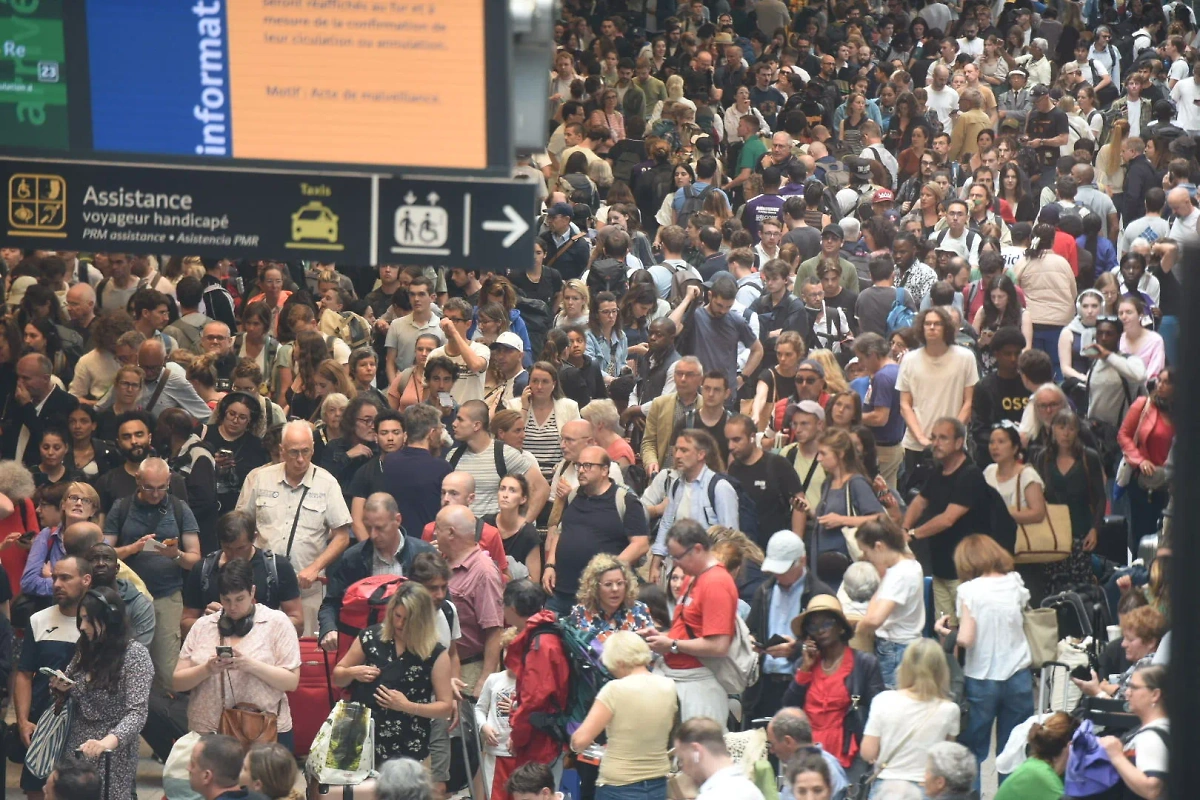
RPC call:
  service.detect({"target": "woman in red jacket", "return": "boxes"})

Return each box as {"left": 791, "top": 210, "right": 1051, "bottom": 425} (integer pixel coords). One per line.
{"left": 1117, "top": 368, "right": 1174, "bottom": 550}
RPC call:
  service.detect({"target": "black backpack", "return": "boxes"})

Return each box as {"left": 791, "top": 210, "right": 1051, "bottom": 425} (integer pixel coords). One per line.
{"left": 678, "top": 183, "right": 716, "bottom": 222}
{"left": 447, "top": 439, "right": 507, "bottom": 479}
{"left": 671, "top": 471, "right": 759, "bottom": 540}
{"left": 199, "top": 550, "right": 280, "bottom": 608}
{"left": 587, "top": 258, "right": 628, "bottom": 302}
{"left": 515, "top": 297, "right": 551, "bottom": 360}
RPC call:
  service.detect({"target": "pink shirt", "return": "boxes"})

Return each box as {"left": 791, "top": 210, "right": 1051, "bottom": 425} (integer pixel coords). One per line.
{"left": 179, "top": 604, "right": 301, "bottom": 733}
{"left": 448, "top": 548, "right": 505, "bottom": 661}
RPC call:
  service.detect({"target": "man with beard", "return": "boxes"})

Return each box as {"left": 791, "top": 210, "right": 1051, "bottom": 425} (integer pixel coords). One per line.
{"left": 631, "top": 318, "right": 681, "bottom": 409}
{"left": 86, "top": 540, "right": 155, "bottom": 646}
{"left": 104, "top": 457, "right": 200, "bottom": 693}
{"left": 95, "top": 411, "right": 188, "bottom": 516}
{"left": 15, "top": 555, "right": 88, "bottom": 798}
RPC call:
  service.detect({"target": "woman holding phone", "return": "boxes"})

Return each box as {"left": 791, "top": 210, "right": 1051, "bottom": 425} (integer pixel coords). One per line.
{"left": 173, "top": 560, "right": 301, "bottom": 746}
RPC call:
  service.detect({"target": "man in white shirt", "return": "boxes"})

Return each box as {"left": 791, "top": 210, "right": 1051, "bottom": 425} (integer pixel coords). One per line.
{"left": 1166, "top": 186, "right": 1200, "bottom": 246}
{"left": 429, "top": 298, "right": 490, "bottom": 403}
{"left": 1087, "top": 27, "right": 1121, "bottom": 89}
{"left": 675, "top": 718, "right": 766, "bottom": 800}
{"left": 929, "top": 200, "right": 981, "bottom": 267}
{"left": 1170, "top": 66, "right": 1200, "bottom": 134}
{"left": 1165, "top": 36, "right": 1190, "bottom": 89}
{"left": 956, "top": 22, "right": 984, "bottom": 59}
{"left": 860, "top": 121, "right": 899, "bottom": 188}
{"left": 925, "top": 65, "right": 960, "bottom": 131}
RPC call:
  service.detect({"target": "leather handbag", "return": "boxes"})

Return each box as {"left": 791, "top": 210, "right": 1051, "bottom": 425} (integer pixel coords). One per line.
{"left": 218, "top": 667, "right": 280, "bottom": 747}
{"left": 1013, "top": 472, "right": 1072, "bottom": 564}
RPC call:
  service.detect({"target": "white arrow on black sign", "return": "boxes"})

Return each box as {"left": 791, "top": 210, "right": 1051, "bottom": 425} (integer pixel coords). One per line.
{"left": 481, "top": 205, "right": 530, "bottom": 248}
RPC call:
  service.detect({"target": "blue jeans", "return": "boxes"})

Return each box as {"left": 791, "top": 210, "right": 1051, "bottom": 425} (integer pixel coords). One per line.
{"left": 875, "top": 639, "right": 909, "bottom": 689}
{"left": 959, "top": 670, "right": 1035, "bottom": 789}
{"left": 1032, "top": 325, "right": 1064, "bottom": 382}
{"left": 596, "top": 777, "right": 668, "bottom": 800}
{"left": 1127, "top": 480, "right": 1168, "bottom": 551}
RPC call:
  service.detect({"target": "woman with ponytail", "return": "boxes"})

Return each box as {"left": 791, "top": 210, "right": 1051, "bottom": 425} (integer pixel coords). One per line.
{"left": 1013, "top": 223, "right": 1076, "bottom": 379}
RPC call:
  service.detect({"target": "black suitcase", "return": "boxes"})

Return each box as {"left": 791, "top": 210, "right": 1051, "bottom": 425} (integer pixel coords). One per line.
{"left": 142, "top": 687, "right": 189, "bottom": 762}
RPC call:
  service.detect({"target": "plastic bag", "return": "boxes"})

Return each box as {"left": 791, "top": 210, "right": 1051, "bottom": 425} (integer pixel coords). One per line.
{"left": 305, "top": 701, "right": 375, "bottom": 786}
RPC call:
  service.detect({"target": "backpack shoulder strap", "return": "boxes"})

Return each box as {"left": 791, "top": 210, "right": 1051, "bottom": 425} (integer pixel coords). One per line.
{"left": 447, "top": 443, "right": 469, "bottom": 469}
{"left": 262, "top": 549, "right": 279, "bottom": 606}
{"left": 200, "top": 551, "right": 221, "bottom": 595}
{"left": 934, "top": 228, "right": 947, "bottom": 246}
{"left": 614, "top": 486, "right": 628, "bottom": 524}
{"left": 494, "top": 439, "right": 507, "bottom": 479}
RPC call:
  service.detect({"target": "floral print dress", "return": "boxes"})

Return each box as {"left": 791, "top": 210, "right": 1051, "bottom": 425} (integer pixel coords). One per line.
{"left": 353, "top": 624, "right": 445, "bottom": 761}
{"left": 65, "top": 640, "right": 153, "bottom": 800}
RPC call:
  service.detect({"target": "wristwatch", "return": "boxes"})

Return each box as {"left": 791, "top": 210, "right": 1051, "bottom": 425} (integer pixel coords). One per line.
{"left": 669, "top": 640, "right": 680, "bottom": 654}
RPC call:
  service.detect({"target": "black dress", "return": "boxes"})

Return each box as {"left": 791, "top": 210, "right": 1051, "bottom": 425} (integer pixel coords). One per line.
{"left": 353, "top": 624, "right": 446, "bottom": 761}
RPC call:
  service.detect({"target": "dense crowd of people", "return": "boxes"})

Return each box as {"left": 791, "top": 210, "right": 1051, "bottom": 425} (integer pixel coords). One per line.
{"left": 0, "top": 0, "right": 1189, "bottom": 798}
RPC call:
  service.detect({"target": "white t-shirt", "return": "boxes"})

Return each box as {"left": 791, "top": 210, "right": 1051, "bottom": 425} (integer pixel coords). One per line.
{"left": 929, "top": 228, "right": 981, "bottom": 266}
{"left": 1168, "top": 57, "right": 1190, "bottom": 85}
{"left": 1128, "top": 718, "right": 1169, "bottom": 780}
{"left": 863, "top": 691, "right": 960, "bottom": 782}
{"left": 875, "top": 557, "right": 926, "bottom": 643}
{"left": 925, "top": 86, "right": 960, "bottom": 129}
{"left": 983, "top": 463, "right": 1044, "bottom": 510}
{"left": 1126, "top": 98, "right": 1144, "bottom": 138}
{"left": 429, "top": 341, "right": 491, "bottom": 403}
{"left": 894, "top": 345, "right": 980, "bottom": 451}
{"left": 1170, "top": 76, "right": 1200, "bottom": 130}
{"left": 955, "top": 572, "right": 1032, "bottom": 680}
{"left": 435, "top": 599, "right": 462, "bottom": 649}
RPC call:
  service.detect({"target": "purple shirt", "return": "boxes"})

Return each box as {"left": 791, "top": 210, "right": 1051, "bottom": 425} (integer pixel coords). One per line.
{"left": 22, "top": 526, "right": 64, "bottom": 597}
{"left": 740, "top": 193, "right": 786, "bottom": 242}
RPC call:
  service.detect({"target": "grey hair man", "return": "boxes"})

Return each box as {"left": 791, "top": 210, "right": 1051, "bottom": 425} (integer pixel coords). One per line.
{"left": 377, "top": 758, "right": 434, "bottom": 800}
{"left": 924, "top": 742, "right": 977, "bottom": 799}
{"left": 767, "top": 707, "right": 848, "bottom": 799}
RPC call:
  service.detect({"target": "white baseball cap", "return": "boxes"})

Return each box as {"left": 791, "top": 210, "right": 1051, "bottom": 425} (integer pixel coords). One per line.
{"left": 761, "top": 531, "right": 806, "bottom": 574}
{"left": 489, "top": 331, "right": 524, "bottom": 351}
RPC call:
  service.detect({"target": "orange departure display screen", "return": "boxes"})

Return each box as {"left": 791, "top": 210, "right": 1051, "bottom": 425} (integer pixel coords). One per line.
{"left": 224, "top": 0, "right": 487, "bottom": 169}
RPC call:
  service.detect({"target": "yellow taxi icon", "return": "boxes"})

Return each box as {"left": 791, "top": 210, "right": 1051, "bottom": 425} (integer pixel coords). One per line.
{"left": 291, "top": 201, "right": 339, "bottom": 243}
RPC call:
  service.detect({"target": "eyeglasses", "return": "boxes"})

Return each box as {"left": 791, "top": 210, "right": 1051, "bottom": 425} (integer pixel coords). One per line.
{"left": 66, "top": 495, "right": 95, "bottom": 506}
{"left": 117, "top": 381, "right": 141, "bottom": 391}
{"left": 284, "top": 447, "right": 313, "bottom": 458}
{"left": 139, "top": 483, "right": 169, "bottom": 494}
{"left": 796, "top": 376, "right": 820, "bottom": 385}
{"left": 226, "top": 412, "right": 250, "bottom": 423}
{"left": 577, "top": 462, "right": 606, "bottom": 470}
{"left": 445, "top": 317, "right": 468, "bottom": 324}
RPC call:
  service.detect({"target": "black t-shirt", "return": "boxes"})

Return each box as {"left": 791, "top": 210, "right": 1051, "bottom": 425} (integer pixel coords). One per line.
{"left": 182, "top": 547, "right": 301, "bottom": 611}
{"left": 917, "top": 461, "right": 991, "bottom": 579}
{"left": 823, "top": 288, "right": 859, "bottom": 333}
{"left": 482, "top": 514, "right": 540, "bottom": 566}
{"left": 1153, "top": 264, "right": 1181, "bottom": 317}
{"left": 1026, "top": 108, "right": 1069, "bottom": 167}
{"left": 728, "top": 451, "right": 804, "bottom": 549}
{"left": 508, "top": 267, "right": 564, "bottom": 307}
{"left": 203, "top": 427, "right": 269, "bottom": 501}
{"left": 557, "top": 483, "right": 648, "bottom": 596}
{"left": 675, "top": 409, "right": 730, "bottom": 464}
{"left": 348, "top": 456, "right": 388, "bottom": 500}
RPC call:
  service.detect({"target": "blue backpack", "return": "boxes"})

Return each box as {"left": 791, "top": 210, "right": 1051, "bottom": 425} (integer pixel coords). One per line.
{"left": 885, "top": 286, "right": 916, "bottom": 335}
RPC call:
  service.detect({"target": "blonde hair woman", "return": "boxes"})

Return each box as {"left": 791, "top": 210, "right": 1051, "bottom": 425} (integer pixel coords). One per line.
{"left": 332, "top": 581, "right": 452, "bottom": 763}
{"left": 1097, "top": 118, "right": 1129, "bottom": 194}
{"left": 568, "top": 631, "right": 678, "bottom": 800}
{"left": 566, "top": 553, "right": 654, "bottom": 644}
{"left": 903, "top": 182, "right": 946, "bottom": 239}
{"left": 807, "top": 349, "right": 849, "bottom": 393}
{"left": 555, "top": 280, "right": 591, "bottom": 328}
{"left": 860, "top": 639, "right": 960, "bottom": 791}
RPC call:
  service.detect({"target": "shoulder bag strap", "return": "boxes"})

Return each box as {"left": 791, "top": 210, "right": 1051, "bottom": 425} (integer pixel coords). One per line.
{"left": 543, "top": 232, "right": 588, "bottom": 268}
{"left": 284, "top": 485, "right": 312, "bottom": 558}
{"left": 798, "top": 452, "right": 820, "bottom": 492}
{"left": 144, "top": 371, "right": 170, "bottom": 416}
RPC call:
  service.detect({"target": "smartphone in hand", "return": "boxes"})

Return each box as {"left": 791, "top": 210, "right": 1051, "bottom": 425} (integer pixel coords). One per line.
{"left": 216, "top": 646, "right": 234, "bottom": 659}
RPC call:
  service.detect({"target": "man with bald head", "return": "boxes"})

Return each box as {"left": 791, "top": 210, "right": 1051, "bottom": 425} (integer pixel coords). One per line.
{"left": 1072, "top": 163, "right": 1120, "bottom": 242}
{"left": 543, "top": 444, "right": 647, "bottom": 613}
{"left": 926, "top": 64, "right": 960, "bottom": 130}
{"left": 767, "top": 708, "right": 848, "bottom": 799}
{"left": 4, "top": 352, "right": 77, "bottom": 465}
{"left": 317, "top": 492, "right": 435, "bottom": 650}
{"left": 236, "top": 420, "right": 353, "bottom": 635}
{"left": 104, "top": 456, "right": 200, "bottom": 691}
{"left": 1167, "top": 185, "right": 1200, "bottom": 245}
{"left": 435, "top": 504, "right": 504, "bottom": 696}
{"left": 64, "top": 282, "right": 97, "bottom": 343}
{"left": 96, "top": 338, "right": 211, "bottom": 419}
{"left": 418, "top": 471, "right": 509, "bottom": 578}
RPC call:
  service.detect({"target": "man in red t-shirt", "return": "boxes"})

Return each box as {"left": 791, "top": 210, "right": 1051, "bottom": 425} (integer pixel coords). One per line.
{"left": 641, "top": 519, "right": 738, "bottom": 728}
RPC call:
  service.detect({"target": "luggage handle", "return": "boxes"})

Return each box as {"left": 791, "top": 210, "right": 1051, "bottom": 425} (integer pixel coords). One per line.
{"left": 1039, "top": 661, "right": 1073, "bottom": 715}
{"left": 74, "top": 749, "right": 114, "bottom": 800}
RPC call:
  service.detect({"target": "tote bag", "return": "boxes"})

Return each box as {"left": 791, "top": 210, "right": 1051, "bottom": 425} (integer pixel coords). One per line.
{"left": 25, "top": 698, "right": 73, "bottom": 780}
{"left": 1013, "top": 472, "right": 1072, "bottom": 564}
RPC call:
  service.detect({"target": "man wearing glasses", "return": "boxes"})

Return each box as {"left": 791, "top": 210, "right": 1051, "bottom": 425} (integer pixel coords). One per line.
{"left": 543, "top": 445, "right": 646, "bottom": 614}
{"left": 95, "top": 339, "right": 212, "bottom": 420}
{"left": 103, "top": 456, "right": 200, "bottom": 693}
{"left": 236, "top": 421, "right": 352, "bottom": 636}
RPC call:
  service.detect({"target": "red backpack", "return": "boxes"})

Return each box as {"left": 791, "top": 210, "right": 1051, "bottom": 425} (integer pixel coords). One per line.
{"left": 338, "top": 575, "right": 406, "bottom": 638}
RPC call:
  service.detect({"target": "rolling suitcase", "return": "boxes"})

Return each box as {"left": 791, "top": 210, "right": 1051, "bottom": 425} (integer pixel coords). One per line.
{"left": 289, "top": 636, "right": 338, "bottom": 757}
